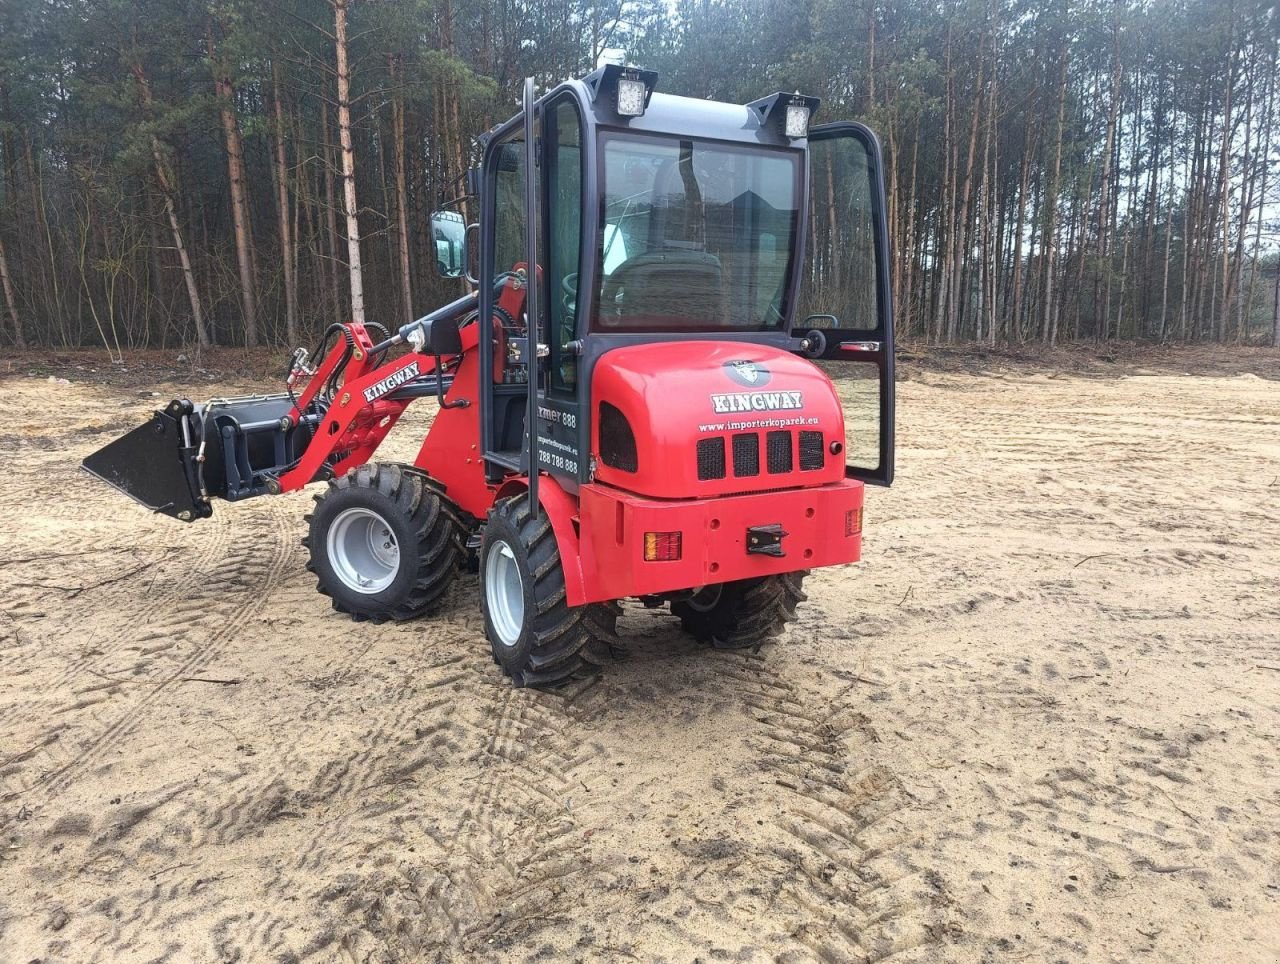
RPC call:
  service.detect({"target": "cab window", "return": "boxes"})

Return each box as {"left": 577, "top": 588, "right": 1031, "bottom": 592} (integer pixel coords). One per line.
{"left": 546, "top": 98, "right": 583, "bottom": 391}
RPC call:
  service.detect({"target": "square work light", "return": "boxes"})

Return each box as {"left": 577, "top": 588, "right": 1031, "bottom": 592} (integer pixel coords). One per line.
{"left": 617, "top": 76, "right": 648, "bottom": 117}
{"left": 746, "top": 91, "right": 820, "bottom": 140}
{"left": 784, "top": 101, "right": 810, "bottom": 139}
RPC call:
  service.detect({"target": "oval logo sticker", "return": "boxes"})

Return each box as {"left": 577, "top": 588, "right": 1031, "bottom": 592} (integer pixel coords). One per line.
{"left": 723, "top": 359, "right": 770, "bottom": 387}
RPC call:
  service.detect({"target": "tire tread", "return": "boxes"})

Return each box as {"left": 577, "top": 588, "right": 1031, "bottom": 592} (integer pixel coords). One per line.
{"left": 484, "top": 494, "right": 617, "bottom": 688}
{"left": 672, "top": 571, "right": 808, "bottom": 650}
{"left": 307, "top": 462, "right": 467, "bottom": 622}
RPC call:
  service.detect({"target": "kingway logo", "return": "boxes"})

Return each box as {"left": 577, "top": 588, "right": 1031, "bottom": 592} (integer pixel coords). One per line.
{"left": 710, "top": 390, "right": 804, "bottom": 414}
{"left": 363, "top": 360, "right": 420, "bottom": 403}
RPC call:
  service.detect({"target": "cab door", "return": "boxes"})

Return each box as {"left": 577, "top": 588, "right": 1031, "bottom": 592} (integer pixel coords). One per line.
{"left": 797, "top": 123, "right": 895, "bottom": 486}
{"left": 477, "top": 82, "right": 589, "bottom": 495}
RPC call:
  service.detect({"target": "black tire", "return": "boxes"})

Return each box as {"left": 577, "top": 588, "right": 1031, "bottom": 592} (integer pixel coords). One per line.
{"left": 671, "top": 572, "right": 808, "bottom": 650}
{"left": 480, "top": 493, "right": 618, "bottom": 688}
{"left": 304, "top": 463, "right": 464, "bottom": 622}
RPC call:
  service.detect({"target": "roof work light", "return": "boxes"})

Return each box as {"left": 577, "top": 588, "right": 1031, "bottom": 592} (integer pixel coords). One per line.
{"left": 784, "top": 100, "right": 810, "bottom": 139}
{"left": 583, "top": 63, "right": 659, "bottom": 119}
{"left": 746, "top": 91, "right": 821, "bottom": 140}
{"left": 616, "top": 75, "right": 648, "bottom": 116}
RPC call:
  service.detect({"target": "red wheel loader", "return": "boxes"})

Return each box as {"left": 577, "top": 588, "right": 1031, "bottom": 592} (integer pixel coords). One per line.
{"left": 83, "top": 67, "right": 895, "bottom": 687}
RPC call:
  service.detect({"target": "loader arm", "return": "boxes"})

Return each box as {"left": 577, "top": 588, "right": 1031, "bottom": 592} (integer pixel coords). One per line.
{"left": 273, "top": 323, "right": 483, "bottom": 494}
{"left": 80, "top": 286, "right": 505, "bottom": 521}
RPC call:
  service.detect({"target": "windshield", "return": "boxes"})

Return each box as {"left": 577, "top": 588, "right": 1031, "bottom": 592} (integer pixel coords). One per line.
{"left": 594, "top": 133, "right": 800, "bottom": 332}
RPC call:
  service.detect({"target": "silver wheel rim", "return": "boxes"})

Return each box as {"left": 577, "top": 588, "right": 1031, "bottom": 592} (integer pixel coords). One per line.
{"left": 687, "top": 585, "right": 723, "bottom": 613}
{"left": 327, "top": 507, "right": 400, "bottom": 594}
{"left": 485, "top": 540, "right": 525, "bottom": 648}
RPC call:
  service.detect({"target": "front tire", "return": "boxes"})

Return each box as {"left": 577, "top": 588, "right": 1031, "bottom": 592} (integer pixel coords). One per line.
{"left": 671, "top": 573, "right": 808, "bottom": 649}
{"left": 481, "top": 493, "right": 617, "bottom": 688}
{"left": 305, "top": 463, "right": 464, "bottom": 622}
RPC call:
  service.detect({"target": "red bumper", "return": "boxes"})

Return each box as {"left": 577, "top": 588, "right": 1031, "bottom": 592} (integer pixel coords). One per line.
{"left": 576, "top": 479, "right": 864, "bottom": 604}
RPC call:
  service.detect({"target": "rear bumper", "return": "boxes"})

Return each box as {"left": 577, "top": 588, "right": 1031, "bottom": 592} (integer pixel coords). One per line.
{"left": 577, "top": 479, "right": 864, "bottom": 603}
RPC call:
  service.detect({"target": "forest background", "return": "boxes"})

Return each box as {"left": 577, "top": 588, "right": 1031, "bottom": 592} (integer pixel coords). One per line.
{"left": 0, "top": 0, "right": 1276, "bottom": 354}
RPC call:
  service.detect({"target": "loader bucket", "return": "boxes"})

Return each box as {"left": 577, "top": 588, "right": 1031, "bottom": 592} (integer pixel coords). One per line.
{"left": 82, "top": 398, "right": 211, "bottom": 522}
{"left": 82, "top": 394, "right": 318, "bottom": 522}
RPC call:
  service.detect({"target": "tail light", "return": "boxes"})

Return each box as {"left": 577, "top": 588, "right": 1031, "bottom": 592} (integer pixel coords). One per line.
{"left": 845, "top": 507, "right": 863, "bottom": 537}
{"left": 644, "top": 531, "right": 682, "bottom": 562}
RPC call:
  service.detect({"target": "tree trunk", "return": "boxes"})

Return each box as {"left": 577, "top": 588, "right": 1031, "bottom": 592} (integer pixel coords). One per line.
{"left": 334, "top": 0, "right": 365, "bottom": 324}
{"left": 271, "top": 62, "right": 299, "bottom": 345}
{"left": 1159, "top": 182, "right": 1173, "bottom": 342}
{"left": 1216, "top": 1, "right": 1237, "bottom": 342}
{"left": 320, "top": 105, "right": 344, "bottom": 323}
{"left": 1042, "top": 57, "right": 1068, "bottom": 344}
{"left": 901, "top": 122, "right": 919, "bottom": 337}
{"left": 156, "top": 148, "right": 211, "bottom": 349}
{"left": 0, "top": 234, "right": 22, "bottom": 347}
{"left": 1008, "top": 118, "right": 1034, "bottom": 339}
{"left": 1245, "top": 41, "right": 1276, "bottom": 346}
{"left": 948, "top": 33, "right": 985, "bottom": 342}
{"left": 1231, "top": 50, "right": 1255, "bottom": 344}
{"left": 390, "top": 54, "right": 413, "bottom": 323}
{"left": 131, "top": 62, "right": 210, "bottom": 348}
{"left": 209, "top": 23, "right": 259, "bottom": 344}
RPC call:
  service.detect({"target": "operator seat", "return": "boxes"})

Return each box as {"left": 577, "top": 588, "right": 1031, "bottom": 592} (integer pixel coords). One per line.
{"left": 602, "top": 250, "right": 725, "bottom": 327}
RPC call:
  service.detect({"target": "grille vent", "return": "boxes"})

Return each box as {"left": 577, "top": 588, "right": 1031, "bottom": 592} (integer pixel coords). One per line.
{"left": 766, "top": 431, "right": 793, "bottom": 474}
{"left": 599, "top": 402, "right": 637, "bottom": 472}
{"left": 798, "top": 431, "right": 825, "bottom": 471}
{"left": 696, "top": 437, "right": 726, "bottom": 480}
{"left": 732, "top": 434, "right": 760, "bottom": 477}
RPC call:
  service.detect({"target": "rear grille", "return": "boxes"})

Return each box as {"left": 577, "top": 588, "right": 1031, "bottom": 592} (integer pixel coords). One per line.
{"left": 798, "top": 431, "right": 825, "bottom": 471}
{"left": 766, "top": 430, "right": 793, "bottom": 474}
{"left": 732, "top": 433, "right": 760, "bottom": 477}
{"left": 696, "top": 437, "right": 726, "bottom": 480}
{"left": 599, "top": 402, "right": 637, "bottom": 472}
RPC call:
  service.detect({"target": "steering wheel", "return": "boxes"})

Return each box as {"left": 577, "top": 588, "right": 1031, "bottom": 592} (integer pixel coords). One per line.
{"left": 561, "top": 272, "right": 578, "bottom": 316}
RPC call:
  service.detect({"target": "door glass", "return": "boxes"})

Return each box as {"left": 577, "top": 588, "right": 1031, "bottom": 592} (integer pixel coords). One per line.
{"left": 798, "top": 127, "right": 893, "bottom": 485}
{"left": 493, "top": 136, "right": 526, "bottom": 278}
{"left": 798, "top": 134, "right": 881, "bottom": 337}
{"left": 839, "top": 361, "right": 882, "bottom": 471}
{"left": 546, "top": 100, "right": 583, "bottom": 391}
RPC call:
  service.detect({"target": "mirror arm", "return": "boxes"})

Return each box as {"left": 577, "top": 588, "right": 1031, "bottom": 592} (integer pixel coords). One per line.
{"left": 438, "top": 192, "right": 477, "bottom": 210}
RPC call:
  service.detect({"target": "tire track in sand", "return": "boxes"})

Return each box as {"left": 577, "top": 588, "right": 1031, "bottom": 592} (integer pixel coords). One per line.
{"left": 35, "top": 503, "right": 296, "bottom": 797}
{"left": 338, "top": 679, "right": 603, "bottom": 958}
{"left": 0, "top": 444, "right": 236, "bottom": 795}
{"left": 710, "top": 649, "right": 953, "bottom": 962}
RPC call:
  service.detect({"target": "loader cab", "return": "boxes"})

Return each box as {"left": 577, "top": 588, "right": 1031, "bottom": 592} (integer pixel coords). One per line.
{"left": 447, "top": 67, "right": 894, "bottom": 499}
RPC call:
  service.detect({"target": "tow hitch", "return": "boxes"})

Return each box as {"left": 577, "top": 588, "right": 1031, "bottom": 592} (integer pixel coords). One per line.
{"left": 746, "top": 523, "right": 787, "bottom": 557}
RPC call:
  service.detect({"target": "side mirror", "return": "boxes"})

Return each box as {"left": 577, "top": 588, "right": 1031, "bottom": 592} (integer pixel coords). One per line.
{"left": 430, "top": 210, "right": 467, "bottom": 279}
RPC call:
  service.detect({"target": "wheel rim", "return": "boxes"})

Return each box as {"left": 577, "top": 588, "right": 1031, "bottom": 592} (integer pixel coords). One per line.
{"left": 327, "top": 507, "right": 400, "bottom": 594}
{"left": 686, "top": 584, "right": 723, "bottom": 613}
{"left": 485, "top": 540, "right": 525, "bottom": 648}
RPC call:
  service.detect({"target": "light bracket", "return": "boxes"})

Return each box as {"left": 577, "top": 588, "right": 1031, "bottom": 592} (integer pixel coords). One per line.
{"left": 583, "top": 63, "right": 659, "bottom": 119}
{"left": 746, "top": 91, "right": 821, "bottom": 140}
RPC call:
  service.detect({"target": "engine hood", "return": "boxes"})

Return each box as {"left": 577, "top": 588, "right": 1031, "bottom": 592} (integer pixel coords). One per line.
{"left": 590, "top": 341, "right": 846, "bottom": 498}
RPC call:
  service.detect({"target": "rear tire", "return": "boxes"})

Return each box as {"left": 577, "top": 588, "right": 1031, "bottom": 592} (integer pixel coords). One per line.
{"left": 305, "top": 463, "right": 464, "bottom": 622}
{"left": 481, "top": 493, "right": 617, "bottom": 688}
{"left": 671, "top": 573, "right": 808, "bottom": 650}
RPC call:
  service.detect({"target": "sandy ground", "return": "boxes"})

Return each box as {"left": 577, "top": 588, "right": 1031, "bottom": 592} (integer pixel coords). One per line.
{"left": 0, "top": 351, "right": 1277, "bottom": 963}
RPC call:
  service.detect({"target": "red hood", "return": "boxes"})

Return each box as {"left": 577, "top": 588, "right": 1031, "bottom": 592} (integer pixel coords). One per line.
{"left": 590, "top": 341, "right": 846, "bottom": 498}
